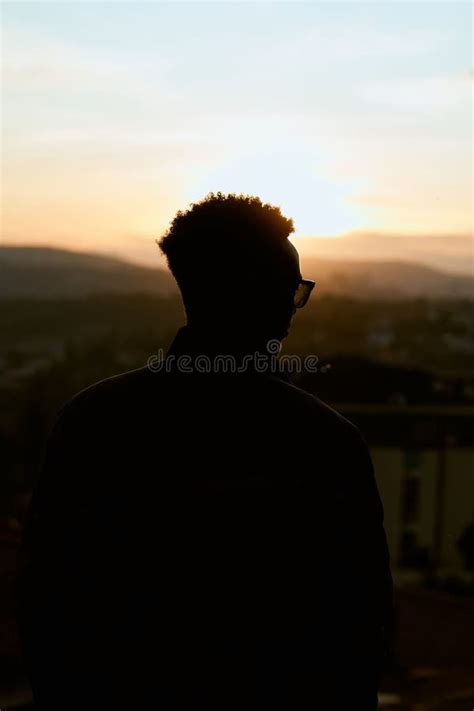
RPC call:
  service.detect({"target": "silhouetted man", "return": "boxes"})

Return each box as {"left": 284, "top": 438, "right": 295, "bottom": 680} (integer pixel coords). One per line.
{"left": 18, "top": 193, "right": 393, "bottom": 709}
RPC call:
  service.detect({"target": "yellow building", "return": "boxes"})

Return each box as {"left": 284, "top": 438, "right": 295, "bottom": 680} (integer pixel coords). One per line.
{"left": 339, "top": 405, "right": 474, "bottom": 583}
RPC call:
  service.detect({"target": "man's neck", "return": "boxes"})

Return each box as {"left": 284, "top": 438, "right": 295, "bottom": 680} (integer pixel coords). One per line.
{"left": 164, "top": 325, "right": 289, "bottom": 380}
{"left": 182, "top": 322, "right": 277, "bottom": 356}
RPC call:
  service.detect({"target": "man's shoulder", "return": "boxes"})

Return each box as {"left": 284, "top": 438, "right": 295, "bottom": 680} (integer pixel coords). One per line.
{"left": 56, "top": 367, "right": 366, "bottom": 451}
{"left": 59, "top": 366, "right": 156, "bottom": 421}
{"left": 270, "top": 375, "right": 356, "bottom": 425}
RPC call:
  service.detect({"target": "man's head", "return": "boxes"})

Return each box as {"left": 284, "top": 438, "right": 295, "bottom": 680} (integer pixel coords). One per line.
{"left": 159, "top": 192, "right": 307, "bottom": 343}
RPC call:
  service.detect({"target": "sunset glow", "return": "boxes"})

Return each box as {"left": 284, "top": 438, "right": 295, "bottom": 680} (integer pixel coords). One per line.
{"left": 1, "top": 2, "right": 472, "bottom": 271}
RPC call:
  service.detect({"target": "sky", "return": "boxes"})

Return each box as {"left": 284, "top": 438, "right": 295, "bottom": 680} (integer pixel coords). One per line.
{"left": 1, "top": 1, "right": 472, "bottom": 271}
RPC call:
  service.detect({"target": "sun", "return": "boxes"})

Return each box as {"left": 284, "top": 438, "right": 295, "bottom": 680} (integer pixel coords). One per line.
{"left": 187, "top": 151, "right": 366, "bottom": 237}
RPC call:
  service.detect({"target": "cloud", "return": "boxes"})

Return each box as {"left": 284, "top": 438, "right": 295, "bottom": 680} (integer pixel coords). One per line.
{"left": 359, "top": 73, "right": 471, "bottom": 111}
{"left": 2, "top": 25, "right": 177, "bottom": 99}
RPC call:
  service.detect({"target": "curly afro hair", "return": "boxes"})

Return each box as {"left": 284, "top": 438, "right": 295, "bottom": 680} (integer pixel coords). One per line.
{"left": 158, "top": 192, "right": 295, "bottom": 284}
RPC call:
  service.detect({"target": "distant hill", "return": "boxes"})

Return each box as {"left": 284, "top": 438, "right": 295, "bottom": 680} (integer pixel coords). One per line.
{"left": 0, "top": 246, "right": 472, "bottom": 300}
{"left": 300, "top": 256, "right": 473, "bottom": 299}
{"left": 0, "top": 246, "right": 176, "bottom": 299}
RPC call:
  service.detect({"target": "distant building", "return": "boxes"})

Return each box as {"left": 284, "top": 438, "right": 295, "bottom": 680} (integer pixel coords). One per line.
{"left": 339, "top": 404, "right": 474, "bottom": 583}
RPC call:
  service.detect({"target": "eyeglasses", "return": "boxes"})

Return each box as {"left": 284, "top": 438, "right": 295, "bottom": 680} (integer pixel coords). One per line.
{"left": 294, "top": 279, "right": 316, "bottom": 309}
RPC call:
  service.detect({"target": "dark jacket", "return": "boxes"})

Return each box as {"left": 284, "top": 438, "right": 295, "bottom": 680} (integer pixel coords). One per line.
{"left": 17, "top": 327, "right": 393, "bottom": 710}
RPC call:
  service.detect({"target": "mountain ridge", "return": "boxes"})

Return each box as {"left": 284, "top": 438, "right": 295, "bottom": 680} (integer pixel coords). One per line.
{"left": 1, "top": 245, "right": 472, "bottom": 300}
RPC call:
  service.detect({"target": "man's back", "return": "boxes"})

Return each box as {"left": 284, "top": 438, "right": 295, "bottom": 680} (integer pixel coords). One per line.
{"left": 18, "top": 362, "right": 392, "bottom": 709}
